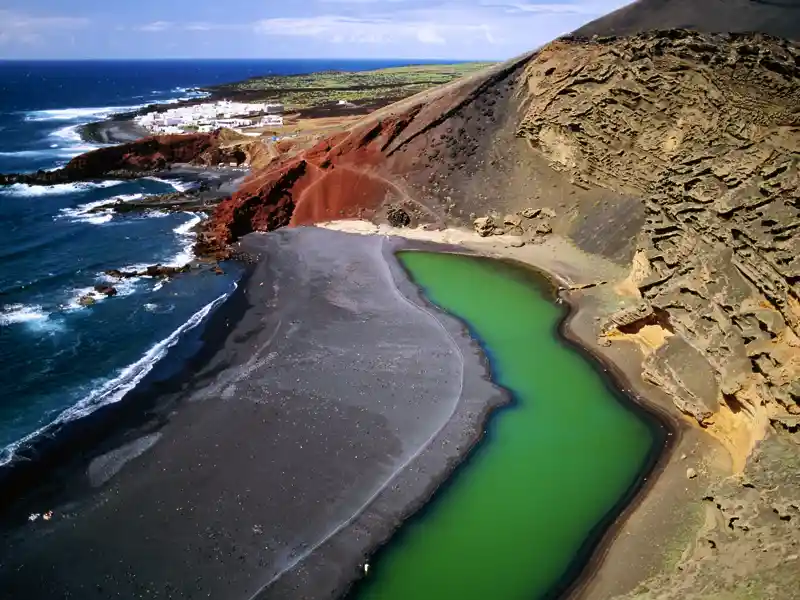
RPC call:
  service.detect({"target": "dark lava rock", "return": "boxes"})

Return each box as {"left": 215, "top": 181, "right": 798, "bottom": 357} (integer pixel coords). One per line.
{"left": 94, "top": 285, "right": 118, "bottom": 297}
{"left": 387, "top": 205, "right": 412, "bottom": 228}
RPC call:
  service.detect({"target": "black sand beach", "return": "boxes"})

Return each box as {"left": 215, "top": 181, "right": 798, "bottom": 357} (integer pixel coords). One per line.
{"left": 0, "top": 228, "right": 503, "bottom": 600}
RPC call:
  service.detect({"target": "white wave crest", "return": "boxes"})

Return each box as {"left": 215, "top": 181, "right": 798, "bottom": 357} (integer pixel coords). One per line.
{"left": 1, "top": 180, "right": 124, "bottom": 198}
{"left": 0, "top": 150, "right": 52, "bottom": 158}
{"left": 25, "top": 105, "right": 146, "bottom": 123}
{"left": 162, "top": 213, "right": 205, "bottom": 267}
{"left": 0, "top": 287, "right": 234, "bottom": 466}
{"left": 0, "top": 304, "right": 48, "bottom": 326}
{"left": 173, "top": 213, "right": 203, "bottom": 236}
{"left": 144, "top": 176, "right": 195, "bottom": 193}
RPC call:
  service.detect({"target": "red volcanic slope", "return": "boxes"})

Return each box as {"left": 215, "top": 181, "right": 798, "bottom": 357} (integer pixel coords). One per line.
{"left": 203, "top": 112, "right": 422, "bottom": 249}
{"left": 200, "top": 59, "right": 528, "bottom": 253}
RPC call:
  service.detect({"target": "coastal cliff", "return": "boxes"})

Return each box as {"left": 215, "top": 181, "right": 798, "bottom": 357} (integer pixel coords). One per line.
{"left": 203, "top": 30, "right": 800, "bottom": 440}
{"left": 199, "top": 28, "right": 800, "bottom": 598}
{"left": 2, "top": 13, "right": 797, "bottom": 597}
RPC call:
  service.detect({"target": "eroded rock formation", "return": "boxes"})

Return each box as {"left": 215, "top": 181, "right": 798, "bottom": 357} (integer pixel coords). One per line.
{"left": 202, "top": 29, "right": 798, "bottom": 473}
{"left": 519, "top": 31, "right": 800, "bottom": 455}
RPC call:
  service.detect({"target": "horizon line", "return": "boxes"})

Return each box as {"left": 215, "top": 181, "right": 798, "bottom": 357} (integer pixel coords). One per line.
{"left": 0, "top": 57, "right": 500, "bottom": 63}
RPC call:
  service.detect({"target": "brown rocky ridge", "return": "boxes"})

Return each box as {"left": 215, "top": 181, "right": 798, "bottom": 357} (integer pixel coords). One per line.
{"left": 0, "top": 129, "right": 259, "bottom": 186}
{"left": 573, "top": 0, "right": 800, "bottom": 40}
{"left": 200, "top": 28, "right": 800, "bottom": 598}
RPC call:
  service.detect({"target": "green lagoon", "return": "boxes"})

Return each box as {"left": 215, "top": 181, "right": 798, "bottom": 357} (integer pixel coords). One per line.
{"left": 353, "top": 251, "right": 662, "bottom": 600}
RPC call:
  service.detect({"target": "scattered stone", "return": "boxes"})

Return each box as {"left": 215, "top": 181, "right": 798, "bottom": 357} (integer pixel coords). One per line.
{"left": 521, "top": 208, "right": 541, "bottom": 219}
{"left": 104, "top": 269, "right": 138, "bottom": 279}
{"left": 105, "top": 264, "right": 190, "bottom": 280}
{"left": 78, "top": 295, "right": 96, "bottom": 307}
{"left": 509, "top": 239, "right": 526, "bottom": 248}
{"left": 540, "top": 208, "right": 557, "bottom": 219}
{"left": 386, "top": 205, "right": 411, "bottom": 228}
{"left": 687, "top": 468, "right": 698, "bottom": 479}
{"left": 473, "top": 216, "right": 496, "bottom": 237}
{"left": 535, "top": 222, "right": 553, "bottom": 235}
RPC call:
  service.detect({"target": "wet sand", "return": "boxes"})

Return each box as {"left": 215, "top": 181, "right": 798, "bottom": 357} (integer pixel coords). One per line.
{"left": 0, "top": 228, "right": 504, "bottom": 600}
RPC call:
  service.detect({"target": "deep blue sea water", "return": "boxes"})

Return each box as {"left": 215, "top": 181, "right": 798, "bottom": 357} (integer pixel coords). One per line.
{"left": 0, "top": 59, "right": 420, "bottom": 465}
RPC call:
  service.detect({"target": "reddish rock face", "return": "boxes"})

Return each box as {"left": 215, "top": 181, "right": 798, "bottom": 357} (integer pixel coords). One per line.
{"left": 64, "top": 133, "right": 220, "bottom": 177}
{"left": 1, "top": 132, "right": 234, "bottom": 187}
{"left": 200, "top": 105, "right": 441, "bottom": 253}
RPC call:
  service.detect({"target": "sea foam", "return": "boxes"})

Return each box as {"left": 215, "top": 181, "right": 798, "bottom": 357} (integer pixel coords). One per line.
{"left": 1, "top": 181, "right": 124, "bottom": 198}
{"left": 163, "top": 213, "right": 205, "bottom": 267}
{"left": 0, "top": 304, "right": 49, "bottom": 326}
{"left": 25, "top": 105, "right": 146, "bottom": 123}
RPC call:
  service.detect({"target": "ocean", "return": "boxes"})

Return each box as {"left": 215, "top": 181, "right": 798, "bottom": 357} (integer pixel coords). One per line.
{"left": 0, "top": 58, "right": 420, "bottom": 466}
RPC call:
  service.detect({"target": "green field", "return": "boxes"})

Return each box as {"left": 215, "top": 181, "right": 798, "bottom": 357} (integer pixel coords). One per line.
{"left": 210, "top": 62, "right": 495, "bottom": 110}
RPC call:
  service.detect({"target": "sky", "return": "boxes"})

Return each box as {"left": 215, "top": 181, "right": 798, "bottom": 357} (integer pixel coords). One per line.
{"left": 0, "top": 0, "right": 633, "bottom": 60}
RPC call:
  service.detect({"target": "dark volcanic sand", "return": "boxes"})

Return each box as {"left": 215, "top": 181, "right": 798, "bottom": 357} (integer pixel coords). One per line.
{"left": 0, "top": 228, "right": 503, "bottom": 600}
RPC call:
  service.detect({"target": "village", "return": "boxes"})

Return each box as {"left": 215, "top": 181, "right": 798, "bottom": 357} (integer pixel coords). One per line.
{"left": 134, "top": 100, "right": 285, "bottom": 135}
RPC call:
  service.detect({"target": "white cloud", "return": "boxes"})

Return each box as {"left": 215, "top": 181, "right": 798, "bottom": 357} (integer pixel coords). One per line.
{"left": 0, "top": 10, "right": 88, "bottom": 45}
{"left": 139, "top": 21, "right": 173, "bottom": 32}
{"left": 250, "top": 0, "right": 631, "bottom": 53}
{"left": 124, "top": 0, "right": 635, "bottom": 59}
{"left": 494, "top": 0, "right": 631, "bottom": 14}
{"left": 254, "top": 13, "right": 495, "bottom": 46}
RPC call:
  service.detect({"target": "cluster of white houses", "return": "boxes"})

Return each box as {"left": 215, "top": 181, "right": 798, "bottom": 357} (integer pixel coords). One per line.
{"left": 136, "top": 101, "right": 285, "bottom": 134}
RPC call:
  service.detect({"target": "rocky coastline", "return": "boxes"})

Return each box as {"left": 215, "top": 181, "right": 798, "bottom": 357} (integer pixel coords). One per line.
{"left": 0, "top": 132, "right": 223, "bottom": 185}
{"left": 1, "top": 21, "right": 798, "bottom": 598}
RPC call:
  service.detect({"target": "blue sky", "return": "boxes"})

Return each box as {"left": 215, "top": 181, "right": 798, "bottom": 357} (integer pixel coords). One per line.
{"left": 0, "top": 0, "right": 632, "bottom": 60}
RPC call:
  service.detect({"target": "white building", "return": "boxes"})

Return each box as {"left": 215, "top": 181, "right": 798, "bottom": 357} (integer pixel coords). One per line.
{"left": 260, "top": 115, "right": 284, "bottom": 127}
{"left": 135, "top": 100, "right": 284, "bottom": 134}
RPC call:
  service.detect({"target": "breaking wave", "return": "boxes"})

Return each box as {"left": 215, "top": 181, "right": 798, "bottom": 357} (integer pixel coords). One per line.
{"left": 1, "top": 181, "right": 124, "bottom": 198}
{"left": 24, "top": 105, "right": 146, "bottom": 123}
{"left": 0, "top": 287, "right": 234, "bottom": 466}
{"left": 0, "top": 304, "right": 49, "bottom": 327}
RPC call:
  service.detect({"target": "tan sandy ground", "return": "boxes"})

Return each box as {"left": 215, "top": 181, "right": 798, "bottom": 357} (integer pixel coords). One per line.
{"left": 316, "top": 219, "right": 730, "bottom": 600}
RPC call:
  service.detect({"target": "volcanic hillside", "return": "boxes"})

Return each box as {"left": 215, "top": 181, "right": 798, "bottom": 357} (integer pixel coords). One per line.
{"left": 574, "top": 0, "right": 800, "bottom": 39}
{"left": 204, "top": 28, "right": 800, "bottom": 459}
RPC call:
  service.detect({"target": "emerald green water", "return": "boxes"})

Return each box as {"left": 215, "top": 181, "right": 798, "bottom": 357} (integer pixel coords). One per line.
{"left": 353, "top": 251, "right": 661, "bottom": 600}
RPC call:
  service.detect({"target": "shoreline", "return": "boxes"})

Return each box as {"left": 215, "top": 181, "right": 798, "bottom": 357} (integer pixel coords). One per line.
{"left": 316, "top": 220, "right": 716, "bottom": 600}
{"left": 339, "top": 248, "right": 674, "bottom": 600}
{"left": 0, "top": 228, "right": 503, "bottom": 599}
{"left": 0, "top": 271, "right": 249, "bottom": 513}
{"left": 0, "top": 223, "right": 700, "bottom": 600}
